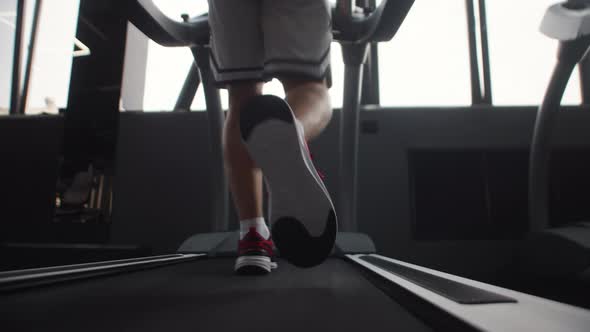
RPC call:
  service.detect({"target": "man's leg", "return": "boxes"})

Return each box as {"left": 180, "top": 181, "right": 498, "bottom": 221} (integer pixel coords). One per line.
{"left": 208, "top": 0, "right": 276, "bottom": 274}
{"left": 223, "top": 81, "right": 264, "bottom": 221}
{"left": 281, "top": 79, "right": 332, "bottom": 142}
{"left": 224, "top": 82, "right": 277, "bottom": 275}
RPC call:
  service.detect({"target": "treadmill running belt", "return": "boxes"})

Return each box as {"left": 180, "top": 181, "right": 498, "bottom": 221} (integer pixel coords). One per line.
{"left": 0, "top": 258, "right": 433, "bottom": 332}
{"left": 360, "top": 255, "right": 517, "bottom": 304}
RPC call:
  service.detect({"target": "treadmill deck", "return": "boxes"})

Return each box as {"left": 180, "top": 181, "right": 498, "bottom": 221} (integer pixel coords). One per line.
{"left": 0, "top": 258, "right": 432, "bottom": 332}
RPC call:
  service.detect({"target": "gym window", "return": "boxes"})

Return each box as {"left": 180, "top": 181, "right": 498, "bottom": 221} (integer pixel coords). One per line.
{"left": 138, "top": 0, "right": 584, "bottom": 110}
{"left": 0, "top": 1, "right": 15, "bottom": 115}
{"left": 0, "top": 0, "right": 80, "bottom": 115}
{"left": 139, "top": 0, "right": 346, "bottom": 112}
{"left": 378, "top": 0, "right": 472, "bottom": 107}
{"left": 486, "top": 0, "right": 581, "bottom": 106}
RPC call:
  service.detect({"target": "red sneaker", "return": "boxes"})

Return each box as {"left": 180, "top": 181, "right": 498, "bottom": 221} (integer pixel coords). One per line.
{"left": 235, "top": 227, "right": 277, "bottom": 275}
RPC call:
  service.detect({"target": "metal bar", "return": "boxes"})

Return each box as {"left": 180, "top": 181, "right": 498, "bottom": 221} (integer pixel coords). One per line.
{"left": 348, "top": 254, "right": 590, "bottom": 332}
{"left": 10, "top": 0, "right": 26, "bottom": 115}
{"left": 193, "top": 46, "right": 229, "bottom": 232}
{"left": 579, "top": 53, "right": 590, "bottom": 104}
{"left": 346, "top": 254, "right": 480, "bottom": 331}
{"left": 339, "top": 42, "right": 369, "bottom": 232}
{"left": 370, "top": 42, "right": 380, "bottom": 105}
{"left": 360, "top": 45, "right": 380, "bottom": 103}
{"left": 529, "top": 38, "right": 590, "bottom": 232}
{"left": 174, "top": 60, "right": 201, "bottom": 111}
{"left": 0, "top": 254, "right": 203, "bottom": 292}
{"left": 359, "top": 0, "right": 377, "bottom": 105}
{"left": 360, "top": 48, "right": 373, "bottom": 105}
{"left": 340, "top": 65, "right": 363, "bottom": 231}
{"left": 478, "top": 0, "right": 493, "bottom": 105}
{"left": 358, "top": 254, "right": 516, "bottom": 304}
{"left": 465, "top": 0, "right": 483, "bottom": 105}
{"left": 19, "top": 0, "right": 43, "bottom": 115}
{"left": 359, "top": 43, "right": 381, "bottom": 105}
{"left": 0, "top": 254, "right": 185, "bottom": 278}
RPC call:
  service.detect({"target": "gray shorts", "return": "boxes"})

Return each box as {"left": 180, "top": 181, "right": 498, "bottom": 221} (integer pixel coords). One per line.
{"left": 207, "top": 0, "right": 332, "bottom": 86}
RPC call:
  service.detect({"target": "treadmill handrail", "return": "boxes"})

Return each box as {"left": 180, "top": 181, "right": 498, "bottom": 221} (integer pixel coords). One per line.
{"left": 334, "top": 0, "right": 415, "bottom": 43}
{"left": 127, "top": 0, "right": 209, "bottom": 47}
{"left": 541, "top": 3, "right": 590, "bottom": 41}
{"left": 129, "top": 0, "right": 414, "bottom": 47}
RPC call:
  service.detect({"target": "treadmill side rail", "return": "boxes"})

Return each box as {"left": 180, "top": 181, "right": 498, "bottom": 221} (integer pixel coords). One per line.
{"left": 0, "top": 254, "right": 203, "bottom": 293}
{"left": 348, "top": 254, "right": 590, "bottom": 332}
{"left": 358, "top": 255, "right": 516, "bottom": 304}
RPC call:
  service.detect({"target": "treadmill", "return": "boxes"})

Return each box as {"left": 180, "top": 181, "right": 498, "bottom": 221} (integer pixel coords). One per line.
{"left": 1, "top": 1, "right": 590, "bottom": 331}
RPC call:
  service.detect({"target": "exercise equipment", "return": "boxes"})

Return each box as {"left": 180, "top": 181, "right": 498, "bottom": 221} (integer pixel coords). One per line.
{"left": 522, "top": 0, "right": 590, "bottom": 280}
{"left": 1, "top": 1, "right": 590, "bottom": 331}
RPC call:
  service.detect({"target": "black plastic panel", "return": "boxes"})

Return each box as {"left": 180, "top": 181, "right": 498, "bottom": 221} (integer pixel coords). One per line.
{"left": 0, "top": 116, "right": 63, "bottom": 243}
{"left": 409, "top": 148, "right": 590, "bottom": 241}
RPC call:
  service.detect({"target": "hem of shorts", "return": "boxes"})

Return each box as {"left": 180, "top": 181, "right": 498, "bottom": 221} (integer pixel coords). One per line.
{"left": 264, "top": 47, "right": 330, "bottom": 67}
{"left": 263, "top": 68, "right": 329, "bottom": 82}
{"left": 213, "top": 71, "right": 328, "bottom": 89}
{"left": 213, "top": 77, "right": 269, "bottom": 89}
{"left": 212, "top": 64, "right": 330, "bottom": 88}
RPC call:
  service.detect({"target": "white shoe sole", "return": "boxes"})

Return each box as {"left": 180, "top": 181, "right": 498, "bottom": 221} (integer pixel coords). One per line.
{"left": 240, "top": 95, "right": 338, "bottom": 268}
{"left": 234, "top": 256, "right": 277, "bottom": 275}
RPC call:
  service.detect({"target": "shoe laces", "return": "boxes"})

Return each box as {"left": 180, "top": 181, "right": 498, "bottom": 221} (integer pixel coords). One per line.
{"left": 239, "top": 227, "right": 275, "bottom": 255}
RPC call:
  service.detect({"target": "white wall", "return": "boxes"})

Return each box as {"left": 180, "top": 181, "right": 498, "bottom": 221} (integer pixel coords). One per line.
{"left": 487, "top": 0, "right": 580, "bottom": 106}
{"left": 0, "top": 1, "right": 17, "bottom": 115}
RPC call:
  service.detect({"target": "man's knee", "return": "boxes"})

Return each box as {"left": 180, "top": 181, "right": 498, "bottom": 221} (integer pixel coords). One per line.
{"left": 280, "top": 78, "right": 331, "bottom": 118}
{"left": 280, "top": 78, "right": 329, "bottom": 97}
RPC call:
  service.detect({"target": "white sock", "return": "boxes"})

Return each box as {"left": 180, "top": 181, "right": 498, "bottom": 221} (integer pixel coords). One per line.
{"left": 240, "top": 217, "right": 270, "bottom": 239}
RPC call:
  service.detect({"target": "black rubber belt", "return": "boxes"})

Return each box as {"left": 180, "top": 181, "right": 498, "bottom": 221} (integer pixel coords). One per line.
{"left": 0, "top": 258, "right": 434, "bottom": 332}
{"left": 360, "top": 255, "right": 517, "bottom": 304}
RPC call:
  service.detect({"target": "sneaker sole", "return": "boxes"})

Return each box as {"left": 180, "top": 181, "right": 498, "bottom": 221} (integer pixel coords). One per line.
{"left": 234, "top": 256, "right": 273, "bottom": 275}
{"left": 240, "top": 95, "right": 337, "bottom": 268}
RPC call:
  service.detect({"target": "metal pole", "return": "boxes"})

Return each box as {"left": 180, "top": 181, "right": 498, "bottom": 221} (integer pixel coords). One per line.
{"left": 173, "top": 14, "right": 201, "bottom": 112}
{"left": 360, "top": 43, "right": 380, "bottom": 105}
{"left": 339, "top": 42, "right": 369, "bottom": 232}
{"left": 478, "top": 0, "right": 493, "bottom": 105}
{"left": 370, "top": 43, "right": 380, "bottom": 104}
{"left": 579, "top": 51, "right": 590, "bottom": 104}
{"left": 529, "top": 38, "right": 590, "bottom": 232}
{"left": 20, "top": 0, "right": 43, "bottom": 115}
{"left": 174, "top": 61, "right": 201, "bottom": 111}
{"left": 193, "top": 46, "right": 229, "bottom": 232}
{"left": 360, "top": 48, "right": 372, "bottom": 105}
{"left": 465, "top": 0, "right": 483, "bottom": 105}
{"left": 359, "top": 0, "right": 379, "bottom": 105}
{"left": 10, "top": 0, "right": 26, "bottom": 115}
